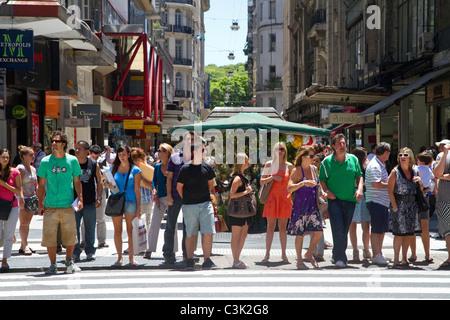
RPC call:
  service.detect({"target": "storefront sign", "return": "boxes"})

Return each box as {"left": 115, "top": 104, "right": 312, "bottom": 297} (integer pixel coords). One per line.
{"left": 76, "top": 104, "right": 101, "bottom": 128}
{"left": 11, "top": 105, "right": 27, "bottom": 120}
{"left": 64, "top": 118, "right": 90, "bottom": 127}
{"left": 31, "top": 113, "right": 40, "bottom": 145}
{"left": 123, "top": 119, "right": 144, "bottom": 130}
{"left": 329, "top": 112, "right": 358, "bottom": 124}
{"left": 144, "top": 125, "right": 160, "bottom": 133}
{"left": 0, "top": 29, "right": 34, "bottom": 69}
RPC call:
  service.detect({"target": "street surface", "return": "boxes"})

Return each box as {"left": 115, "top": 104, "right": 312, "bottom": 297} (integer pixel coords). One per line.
{"left": 1, "top": 213, "right": 450, "bottom": 300}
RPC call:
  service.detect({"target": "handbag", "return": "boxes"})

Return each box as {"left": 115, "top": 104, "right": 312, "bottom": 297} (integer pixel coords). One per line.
{"left": 24, "top": 195, "right": 39, "bottom": 212}
{"left": 0, "top": 196, "right": 15, "bottom": 221}
{"left": 105, "top": 167, "right": 131, "bottom": 217}
{"left": 313, "top": 167, "right": 328, "bottom": 211}
{"left": 227, "top": 193, "right": 257, "bottom": 218}
{"left": 228, "top": 174, "right": 257, "bottom": 218}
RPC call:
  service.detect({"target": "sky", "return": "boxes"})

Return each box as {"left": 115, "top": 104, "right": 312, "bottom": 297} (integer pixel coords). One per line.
{"left": 204, "top": 0, "right": 248, "bottom": 67}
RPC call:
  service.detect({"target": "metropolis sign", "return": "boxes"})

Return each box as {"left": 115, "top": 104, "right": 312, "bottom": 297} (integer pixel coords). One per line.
{"left": 0, "top": 29, "right": 34, "bottom": 69}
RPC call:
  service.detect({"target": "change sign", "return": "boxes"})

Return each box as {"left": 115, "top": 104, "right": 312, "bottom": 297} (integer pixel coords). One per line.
{"left": 0, "top": 29, "right": 34, "bottom": 69}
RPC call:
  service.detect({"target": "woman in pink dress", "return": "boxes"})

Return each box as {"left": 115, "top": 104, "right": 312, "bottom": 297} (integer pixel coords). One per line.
{"left": 260, "top": 142, "right": 294, "bottom": 264}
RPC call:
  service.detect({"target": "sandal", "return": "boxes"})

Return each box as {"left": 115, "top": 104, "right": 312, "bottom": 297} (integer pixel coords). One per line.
{"left": 233, "top": 261, "right": 248, "bottom": 269}
{"left": 113, "top": 260, "right": 123, "bottom": 267}
{"left": 439, "top": 260, "right": 450, "bottom": 268}
{"left": 296, "top": 261, "right": 309, "bottom": 270}
{"left": 304, "top": 254, "right": 319, "bottom": 268}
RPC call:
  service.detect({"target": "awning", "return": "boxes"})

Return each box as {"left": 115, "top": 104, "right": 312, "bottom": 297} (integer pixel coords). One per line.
{"left": 169, "top": 112, "right": 331, "bottom": 137}
{"left": 358, "top": 66, "right": 450, "bottom": 122}
{"left": 294, "top": 85, "right": 389, "bottom": 106}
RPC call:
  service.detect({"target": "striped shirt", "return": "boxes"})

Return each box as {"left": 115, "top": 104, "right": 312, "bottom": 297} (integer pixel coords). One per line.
{"left": 365, "top": 156, "right": 390, "bottom": 207}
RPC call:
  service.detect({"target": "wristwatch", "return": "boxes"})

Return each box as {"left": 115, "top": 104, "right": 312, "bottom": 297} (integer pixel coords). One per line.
{"left": 97, "top": 197, "right": 102, "bottom": 201}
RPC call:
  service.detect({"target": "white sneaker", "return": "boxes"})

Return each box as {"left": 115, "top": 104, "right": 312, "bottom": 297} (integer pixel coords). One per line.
{"left": 335, "top": 260, "right": 347, "bottom": 268}
{"left": 65, "top": 262, "right": 81, "bottom": 274}
{"left": 372, "top": 254, "right": 388, "bottom": 266}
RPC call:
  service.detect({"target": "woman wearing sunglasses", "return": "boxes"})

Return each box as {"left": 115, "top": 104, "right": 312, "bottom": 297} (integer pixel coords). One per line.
{"left": 287, "top": 146, "right": 323, "bottom": 269}
{"left": 388, "top": 148, "right": 422, "bottom": 268}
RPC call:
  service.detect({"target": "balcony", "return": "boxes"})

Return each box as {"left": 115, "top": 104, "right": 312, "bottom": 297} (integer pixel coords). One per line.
{"left": 166, "top": 24, "right": 194, "bottom": 35}
{"left": 166, "top": 0, "right": 193, "bottom": 5}
{"left": 174, "top": 90, "right": 193, "bottom": 98}
{"left": 132, "top": 0, "right": 156, "bottom": 12}
{"left": 173, "top": 58, "right": 192, "bottom": 67}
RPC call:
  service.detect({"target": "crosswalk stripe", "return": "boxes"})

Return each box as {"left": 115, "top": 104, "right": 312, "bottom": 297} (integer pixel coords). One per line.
{"left": 2, "top": 285, "right": 450, "bottom": 298}
{"left": 2, "top": 270, "right": 450, "bottom": 299}
{"left": 2, "top": 273, "right": 450, "bottom": 287}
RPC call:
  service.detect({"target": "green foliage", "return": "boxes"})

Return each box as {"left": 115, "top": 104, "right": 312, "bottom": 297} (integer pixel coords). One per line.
{"left": 205, "top": 63, "right": 251, "bottom": 110}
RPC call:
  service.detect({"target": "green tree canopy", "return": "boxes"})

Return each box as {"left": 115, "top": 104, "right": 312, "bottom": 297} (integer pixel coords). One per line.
{"left": 205, "top": 63, "right": 251, "bottom": 110}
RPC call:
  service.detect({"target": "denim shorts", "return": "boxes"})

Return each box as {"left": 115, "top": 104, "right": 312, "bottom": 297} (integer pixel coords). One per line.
{"left": 124, "top": 201, "right": 137, "bottom": 215}
{"left": 182, "top": 201, "right": 215, "bottom": 237}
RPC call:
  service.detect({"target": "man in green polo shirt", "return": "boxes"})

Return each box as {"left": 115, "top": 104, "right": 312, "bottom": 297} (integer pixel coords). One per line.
{"left": 319, "top": 134, "right": 364, "bottom": 268}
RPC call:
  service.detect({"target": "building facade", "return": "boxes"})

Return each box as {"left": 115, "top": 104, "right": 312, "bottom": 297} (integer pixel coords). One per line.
{"left": 0, "top": 0, "right": 210, "bottom": 155}
{"left": 246, "top": 0, "right": 284, "bottom": 115}
{"left": 282, "top": 0, "right": 450, "bottom": 154}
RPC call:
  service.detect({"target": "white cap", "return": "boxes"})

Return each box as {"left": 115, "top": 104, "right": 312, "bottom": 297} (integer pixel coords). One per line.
{"left": 435, "top": 139, "right": 450, "bottom": 146}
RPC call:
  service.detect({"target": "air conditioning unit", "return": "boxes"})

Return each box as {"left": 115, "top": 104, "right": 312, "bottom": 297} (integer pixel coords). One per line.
{"left": 418, "top": 31, "right": 434, "bottom": 54}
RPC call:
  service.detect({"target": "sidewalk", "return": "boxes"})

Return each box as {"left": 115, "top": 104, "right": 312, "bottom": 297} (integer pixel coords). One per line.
{"left": 1, "top": 212, "right": 449, "bottom": 273}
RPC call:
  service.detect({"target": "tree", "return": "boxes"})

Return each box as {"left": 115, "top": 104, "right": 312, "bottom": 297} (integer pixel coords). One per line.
{"left": 205, "top": 63, "right": 251, "bottom": 110}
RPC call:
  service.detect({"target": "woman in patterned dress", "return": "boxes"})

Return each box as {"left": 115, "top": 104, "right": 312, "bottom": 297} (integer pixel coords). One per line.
{"left": 260, "top": 142, "right": 294, "bottom": 264}
{"left": 287, "top": 146, "right": 323, "bottom": 269}
{"left": 388, "top": 147, "right": 423, "bottom": 268}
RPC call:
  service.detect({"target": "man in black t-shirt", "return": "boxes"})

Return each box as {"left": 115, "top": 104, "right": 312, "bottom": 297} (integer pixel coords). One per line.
{"left": 177, "top": 142, "right": 216, "bottom": 270}
{"left": 73, "top": 141, "right": 103, "bottom": 262}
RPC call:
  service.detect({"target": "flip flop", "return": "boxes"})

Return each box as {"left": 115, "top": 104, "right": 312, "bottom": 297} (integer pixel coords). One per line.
{"left": 439, "top": 260, "right": 450, "bottom": 268}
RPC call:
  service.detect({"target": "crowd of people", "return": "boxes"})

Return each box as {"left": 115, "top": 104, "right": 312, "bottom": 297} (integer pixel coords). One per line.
{"left": 0, "top": 130, "right": 450, "bottom": 274}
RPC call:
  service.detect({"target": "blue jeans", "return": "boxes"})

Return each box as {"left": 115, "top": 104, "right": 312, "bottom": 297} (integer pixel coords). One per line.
{"left": 328, "top": 198, "right": 356, "bottom": 264}
{"left": 162, "top": 198, "right": 186, "bottom": 257}
{"left": 74, "top": 204, "right": 97, "bottom": 256}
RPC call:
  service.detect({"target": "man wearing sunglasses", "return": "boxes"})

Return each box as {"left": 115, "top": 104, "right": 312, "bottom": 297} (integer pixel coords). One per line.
{"left": 37, "top": 131, "right": 83, "bottom": 275}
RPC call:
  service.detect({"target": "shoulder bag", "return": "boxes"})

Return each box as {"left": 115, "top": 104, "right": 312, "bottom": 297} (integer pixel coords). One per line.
{"left": 0, "top": 196, "right": 15, "bottom": 221}
{"left": 228, "top": 174, "right": 257, "bottom": 218}
{"left": 105, "top": 166, "right": 131, "bottom": 217}
{"left": 397, "top": 167, "right": 429, "bottom": 212}
{"left": 313, "top": 166, "right": 328, "bottom": 211}
{"left": 258, "top": 163, "right": 273, "bottom": 204}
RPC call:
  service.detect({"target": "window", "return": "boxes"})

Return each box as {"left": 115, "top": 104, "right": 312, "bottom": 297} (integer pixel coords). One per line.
{"left": 269, "top": 1, "right": 276, "bottom": 20}
{"left": 175, "top": 40, "right": 182, "bottom": 60}
{"left": 269, "top": 66, "right": 276, "bottom": 78}
{"left": 175, "top": 9, "right": 182, "bottom": 26}
{"left": 348, "top": 18, "right": 364, "bottom": 87}
{"left": 269, "top": 34, "right": 276, "bottom": 52}
{"left": 398, "top": 0, "right": 435, "bottom": 60}
{"left": 176, "top": 72, "right": 183, "bottom": 91}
